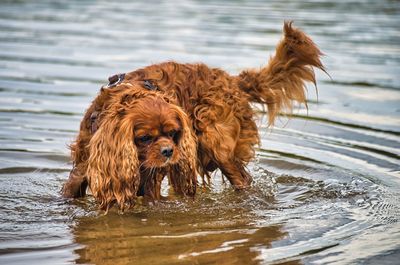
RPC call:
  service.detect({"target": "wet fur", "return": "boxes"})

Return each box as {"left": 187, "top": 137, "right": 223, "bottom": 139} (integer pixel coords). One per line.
{"left": 62, "top": 22, "right": 325, "bottom": 211}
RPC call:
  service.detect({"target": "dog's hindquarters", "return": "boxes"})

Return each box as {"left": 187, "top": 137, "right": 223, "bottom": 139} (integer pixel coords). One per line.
{"left": 238, "top": 21, "right": 326, "bottom": 125}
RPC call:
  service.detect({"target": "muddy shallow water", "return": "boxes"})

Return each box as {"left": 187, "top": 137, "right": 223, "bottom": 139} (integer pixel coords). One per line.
{"left": 0, "top": 0, "right": 399, "bottom": 264}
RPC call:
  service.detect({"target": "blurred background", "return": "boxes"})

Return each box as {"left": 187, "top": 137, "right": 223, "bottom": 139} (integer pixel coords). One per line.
{"left": 0, "top": 1, "right": 399, "bottom": 264}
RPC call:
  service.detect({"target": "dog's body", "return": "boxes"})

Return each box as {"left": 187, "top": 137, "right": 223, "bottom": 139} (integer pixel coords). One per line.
{"left": 62, "top": 22, "right": 325, "bottom": 211}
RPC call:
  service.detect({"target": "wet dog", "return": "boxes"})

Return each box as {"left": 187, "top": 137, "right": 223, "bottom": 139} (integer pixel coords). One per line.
{"left": 62, "top": 22, "right": 325, "bottom": 211}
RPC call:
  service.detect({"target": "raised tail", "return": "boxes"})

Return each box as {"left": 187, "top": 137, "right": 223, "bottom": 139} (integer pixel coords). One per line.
{"left": 238, "top": 21, "right": 327, "bottom": 125}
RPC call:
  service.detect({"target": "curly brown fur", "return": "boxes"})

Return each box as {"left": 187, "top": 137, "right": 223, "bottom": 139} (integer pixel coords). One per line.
{"left": 62, "top": 22, "right": 325, "bottom": 211}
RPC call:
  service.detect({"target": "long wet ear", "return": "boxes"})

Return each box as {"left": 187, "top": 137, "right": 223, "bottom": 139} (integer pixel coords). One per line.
{"left": 86, "top": 111, "right": 140, "bottom": 211}
{"left": 169, "top": 106, "right": 198, "bottom": 196}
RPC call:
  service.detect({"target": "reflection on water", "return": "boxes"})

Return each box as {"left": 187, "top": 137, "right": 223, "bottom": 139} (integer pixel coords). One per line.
{"left": 0, "top": 0, "right": 399, "bottom": 264}
{"left": 73, "top": 201, "right": 286, "bottom": 264}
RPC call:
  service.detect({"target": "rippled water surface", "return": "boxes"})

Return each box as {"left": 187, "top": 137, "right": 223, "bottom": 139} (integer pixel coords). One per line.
{"left": 1, "top": 0, "right": 399, "bottom": 264}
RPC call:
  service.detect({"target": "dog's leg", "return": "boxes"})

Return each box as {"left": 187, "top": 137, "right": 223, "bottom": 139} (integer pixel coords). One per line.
{"left": 61, "top": 167, "right": 88, "bottom": 198}
{"left": 168, "top": 164, "right": 197, "bottom": 197}
{"left": 199, "top": 124, "right": 253, "bottom": 189}
{"left": 137, "top": 169, "right": 164, "bottom": 202}
{"left": 218, "top": 159, "right": 252, "bottom": 189}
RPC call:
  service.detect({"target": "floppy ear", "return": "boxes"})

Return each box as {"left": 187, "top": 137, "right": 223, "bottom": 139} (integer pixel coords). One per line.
{"left": 169, "top": 106, "right": 198, "bottom": 196}
{"left": 86, "top": 111, "right": 140, "bottom": 211}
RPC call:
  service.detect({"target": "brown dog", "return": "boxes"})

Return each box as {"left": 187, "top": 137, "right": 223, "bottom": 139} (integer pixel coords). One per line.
{"left": 62, "top": 22, "right": 325, "bottom": 211}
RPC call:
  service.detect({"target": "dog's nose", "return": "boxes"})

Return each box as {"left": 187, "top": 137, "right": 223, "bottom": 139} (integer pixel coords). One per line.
{"left": 161, "top": 146, "right": 174, "bottom": 158}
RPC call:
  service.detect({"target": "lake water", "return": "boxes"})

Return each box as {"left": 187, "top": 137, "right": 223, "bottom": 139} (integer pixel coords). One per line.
{"left": 0, "top": 0, "right": 399, "bottom": 264}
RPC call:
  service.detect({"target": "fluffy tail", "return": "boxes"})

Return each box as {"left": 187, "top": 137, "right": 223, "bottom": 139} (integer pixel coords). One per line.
{"left": 238, "top": 21, "right": 326, "bottom": 125}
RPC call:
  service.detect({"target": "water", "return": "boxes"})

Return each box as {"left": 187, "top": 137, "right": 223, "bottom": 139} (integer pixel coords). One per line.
{"left": 0, "top": 0, "right": 399, "bottom": 264}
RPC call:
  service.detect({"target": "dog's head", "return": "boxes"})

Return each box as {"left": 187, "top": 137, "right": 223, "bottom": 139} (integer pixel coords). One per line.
{"left": 85, "top": 82, "right": 197, "bottom": 210}
{"left": 132, "top": 96, "right": 183, "bottom": 168}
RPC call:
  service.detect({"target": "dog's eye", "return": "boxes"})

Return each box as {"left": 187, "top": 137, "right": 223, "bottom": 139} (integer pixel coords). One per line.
{"left": 138, "top": 135, "right": 153, "bottom": 143}
{"left": 167, "top": 130, "right": 176, "bottom": 138}
{"left": 168, "top": 130, "right": 181, "bottom": 143}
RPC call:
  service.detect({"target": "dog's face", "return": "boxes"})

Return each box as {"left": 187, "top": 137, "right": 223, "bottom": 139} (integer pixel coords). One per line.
{"left": 132, "top": 97, "right": 183, "bottom": 168}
